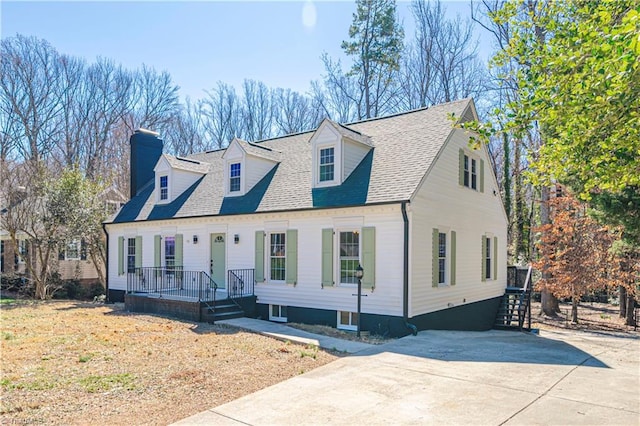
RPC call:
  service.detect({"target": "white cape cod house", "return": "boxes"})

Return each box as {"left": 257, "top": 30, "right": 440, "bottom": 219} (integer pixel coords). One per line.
{"left": 104, "top": 98, "right": 508, "bottom": 337}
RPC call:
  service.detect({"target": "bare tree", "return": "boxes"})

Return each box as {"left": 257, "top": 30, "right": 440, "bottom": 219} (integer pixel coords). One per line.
{"left": 164, "top": 97, "right": 207, "bottom": 156}
{"left": 273, "top": 88, "right": 323, "bottom": 134}
{"left": 400, "top": 0, "right": 488, "bottom": 109}
{"left": 0, "top": 35, "right": 65, "bottom": 163}
{"left": 240, "top": 79, "right": 274, "bottom": 141}
{"left": 201, "top": 82, "right": 241, "bottom": 149}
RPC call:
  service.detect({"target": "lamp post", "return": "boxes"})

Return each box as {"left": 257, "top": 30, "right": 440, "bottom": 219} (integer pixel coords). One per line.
{"left": 355, "top": 264, "right": 364, "bottom": 338}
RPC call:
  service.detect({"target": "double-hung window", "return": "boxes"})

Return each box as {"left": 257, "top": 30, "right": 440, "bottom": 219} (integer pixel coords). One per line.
{"left": 229, "top": 163, "right": 241, "bottom": 192}
{"left": 438, "top": 232, "right": 447, "bottom": 285}
{"left": 461, "top": 150, "right": 482, "bottom": 192}
{"left": 160, "top": 176, "right": 168, "bottom": 200}
{"left": 471, "top": 158, "right": 477, "bottom": 190}
{"left": 319, "top": 147, "right": 335, "bottom": 182}
{"left": 165, "top": 236, "right": 175, "bottom": 272}
{"left": 65, "top": 240, "right": 80, "bottom": 260}
{"left": 269, "top": 233, "right": 286, "bottom": 281}
{"left": 127, "top": 238, "right": 136, "bottom": 273}
{"left": 339, "top": 231, "right": 359, "bottom": 284}
{"left": 485, "top": 237, "right": 492, "bottom": 280}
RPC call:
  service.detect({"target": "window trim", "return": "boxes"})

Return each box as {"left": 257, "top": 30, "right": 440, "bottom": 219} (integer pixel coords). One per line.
{"left": 462, "top": 151, "right": 480, "bottom": 191}
{"left": 319, "top": 147, "right": 335, "bottom": 182}
{"left": 164, "top": 236, "right": 176, "bottom": 271}
{"left": 127, "top": 237, "right": 136, "bottom": 273}
{"left": 269, "top": 304, "right": 288, "bottom": 322}
{"left": 438, "top": 232, "right": 447, "bottom": 285}
{"left": 314, "top": 143, "right": 340, "bottom": 187}
{"left": 229, "top": 162, "right": 241, "bottom": 193}
{"left": 485, "top": 236, "right": 492, "bottom": 280}
{"left": 268, "top": 232, "right": 286, "bottom": 283}
{"left": 337, "top": 311, "right": 358, "bottom": 331}
{"left": 64, "top": 240, "right": 81, "bottom": 261}
{"left": 159, "top": 175, "right": 169, "bottom": 201}
{"left": 337, "top": 229, "right": 360, "bottom": 286}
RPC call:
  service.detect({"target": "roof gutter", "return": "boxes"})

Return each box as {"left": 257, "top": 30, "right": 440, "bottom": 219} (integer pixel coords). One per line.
{"left": 401, "top": 201, "right": 417, "bottom": 336}
{"left": 102, "top": 222, "right": 110, "bottom": 303}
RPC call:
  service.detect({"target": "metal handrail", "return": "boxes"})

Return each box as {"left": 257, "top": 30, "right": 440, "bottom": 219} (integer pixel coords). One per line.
{"left": 127, "top": 267, "right": 219, "bottom": 302}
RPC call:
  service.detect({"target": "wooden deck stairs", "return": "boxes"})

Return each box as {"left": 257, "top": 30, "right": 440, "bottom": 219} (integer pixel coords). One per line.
{"left": 494, "top": 266, "right": 533, "bottom": 331}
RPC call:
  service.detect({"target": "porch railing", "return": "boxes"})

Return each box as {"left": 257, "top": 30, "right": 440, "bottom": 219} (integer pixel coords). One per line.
{"left": 127, "top": 267, "right": 219, "bottom": 302}
{"left": 227, "top": 269, "right": 255, "bottom": 299}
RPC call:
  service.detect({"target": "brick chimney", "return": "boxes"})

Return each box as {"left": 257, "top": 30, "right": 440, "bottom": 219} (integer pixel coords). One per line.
{"left": 129, "top": 129, "right": 163, "bottom": 199}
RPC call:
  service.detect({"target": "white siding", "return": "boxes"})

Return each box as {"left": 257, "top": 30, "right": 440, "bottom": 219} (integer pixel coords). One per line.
{"left": 409, "top": 128, "right": 508, "bottom": 317}
{"left": 171, "top": 170, "right": 205, "bottom": 201}
{"left": 245, "top": 156, "right": 277, "bottom": 192}
{"left": 105, "top": 204, "right": 405, "bottom": 317}
{"left": 342, "top": 139, "right": 370, "bottom": 181}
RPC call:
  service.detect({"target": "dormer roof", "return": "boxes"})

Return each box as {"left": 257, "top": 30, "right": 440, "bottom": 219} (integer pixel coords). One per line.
{"left": 314, "top": 118, "right": 373, "bottom": 147}
{"left": 224, "top": 138, "right": 282, "bottom": 163}
{"left": 160, "top": 154, "right": 210, "bottom": 174}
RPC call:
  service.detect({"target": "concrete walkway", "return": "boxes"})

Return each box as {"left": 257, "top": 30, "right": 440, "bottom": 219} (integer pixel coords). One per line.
{"left": 216, "top": 317, "right": 373, "bottom": 354}
{"left": 175, "top": 324, "right": 640, "bottom": 425}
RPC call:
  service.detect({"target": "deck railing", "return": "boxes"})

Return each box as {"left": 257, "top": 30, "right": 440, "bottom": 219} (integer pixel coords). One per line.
{"left": 227, "top": 269, "right": 255, "bottom": 299}
{"left": 127, "top": 267, "right": 219, "bottom": 302}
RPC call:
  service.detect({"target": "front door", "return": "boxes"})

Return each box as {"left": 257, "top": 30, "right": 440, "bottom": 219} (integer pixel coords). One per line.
{"left": 210, "top": 233, "right": 226, "bottom": 289}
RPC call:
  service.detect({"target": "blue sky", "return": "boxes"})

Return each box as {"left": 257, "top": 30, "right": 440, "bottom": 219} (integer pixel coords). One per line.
{"left": 1, "top": 1, "right": 486, "bottom": 101}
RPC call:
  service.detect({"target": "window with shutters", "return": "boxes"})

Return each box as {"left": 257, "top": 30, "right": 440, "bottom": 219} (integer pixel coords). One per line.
{"left": 339, "top": 231, "right": 359, "bottom": 285}
{"left": 127, "top": 238, "right": 136, "bottom": 273}
{"left": 460, "top": 149, "right": 483, "bottom": 192}
{"left": 433, "top": 228, "right": 456, "bottom": 287}
{"left": 269, "top": 232, "right": 286, "bottom": 282}
{"left": 485, "top": 236, "right": 492, "bottom": 280}
{"left": 165, "top": 236, "right": 175, "bottom": 272}
{"left": 438, "top": 232, "right": 447, "bottom": 284}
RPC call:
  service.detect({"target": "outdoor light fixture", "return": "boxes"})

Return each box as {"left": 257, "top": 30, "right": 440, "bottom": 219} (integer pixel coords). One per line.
{"left": 355, "top": 265, "right": 364, "bottom": 280}
{"left": 193, "top": 235, "right": 198, "bottom": 244}
{"left": 356, "top": 264, "right": 364, "bottom": 338}
{"left": 234, "top": 234, "right": 240, "bottom": 244}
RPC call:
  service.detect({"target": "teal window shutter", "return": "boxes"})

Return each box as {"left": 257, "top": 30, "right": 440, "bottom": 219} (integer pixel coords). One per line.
{"left": 118, "top": 236, "right": 124, "bottom": 275}
{"left": 154, "top": 235, "right": 161, "bottom": 268}
{"left": 458, "top": 149, "right": 465, "bottom": 186}
{"left": 481, "top": 236, "right": 487, "bottom": 282}
{"left": 255, "top": 231, "right": 265, "bottom": 282}
{"left": 480, "top": 159, "right": 485, "bottom": 193}
{"left": 361, "top": 227, "right": 375, "bottom": 289}
{"left": 285, "top": 229, "right": 298, "bottom": 285}
{"left": 432, "top": 228, "right": 439, "bottom": 287}
{"left": 134, "top": 236, "right": 142, "bottom": 269}
{"left": 175, "top": 234, "right": 183, "bottom": 268}
{"left": 321, "top": 229, "right": 334, "bottom": 287}
{"left": 493, "top": 236, "right": 498, "bottom": 280}
{"left": 450, "top": 231, "right": 456, "bottom": 286}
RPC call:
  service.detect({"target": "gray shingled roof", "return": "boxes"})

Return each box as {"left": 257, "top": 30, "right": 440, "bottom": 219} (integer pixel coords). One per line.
{"left": 233, "top": 138, "right": 282, "bottom": 162}
{"left": 163, "top": 154, "right": 210, "bottom": 174}
{"left": 110, "top": 99, "right": 473, "bottom": 223}
{"left": 324, "top": 119, "right": 373, "bottom": 147}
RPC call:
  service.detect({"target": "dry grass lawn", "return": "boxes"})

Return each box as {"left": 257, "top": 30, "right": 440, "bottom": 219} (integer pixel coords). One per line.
{"left": 0, "top": 301, "right": 339, "bottom": 425}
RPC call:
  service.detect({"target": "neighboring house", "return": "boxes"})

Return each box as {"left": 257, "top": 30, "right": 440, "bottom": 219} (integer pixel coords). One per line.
{"left": 105, "top": 99, "right": 508, "bottom": 336}
{"left": 0, "top": 186, "right": 126, "bottom": 285}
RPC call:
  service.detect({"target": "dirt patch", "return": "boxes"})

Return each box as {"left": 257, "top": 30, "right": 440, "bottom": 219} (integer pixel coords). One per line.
{"left": 286, "top": 322, "right": 391, "bottom": 345}
{"left": 530, "top": 301, "right": 639, "bottom": 335}
{"left": 0, "top": 301, "right": 338, "bottom": 425}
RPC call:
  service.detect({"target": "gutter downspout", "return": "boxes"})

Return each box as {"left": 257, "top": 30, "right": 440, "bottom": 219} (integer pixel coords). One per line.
{"left": 102, "top": 223, "right": 110, "bottom": 303}
{"left": 401, "top": 202, "right": 418, "bottom": 336}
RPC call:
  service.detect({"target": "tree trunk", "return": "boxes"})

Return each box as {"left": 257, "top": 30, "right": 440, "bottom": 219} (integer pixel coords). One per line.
{"left": 619, "top": 285, "right": 627, "bottom": 318}
{"left": 625, "top": 294, "right": 636, "bottom": 326}
{"left": 571, "top": 296, "right": 579, "bottom": 323}
{"left": 539, "top": 185, "right": 560, "bottom": 315}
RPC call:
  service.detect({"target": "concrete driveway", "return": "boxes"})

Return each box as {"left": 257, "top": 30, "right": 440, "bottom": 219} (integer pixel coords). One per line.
{"left": 176, "top": 328, "right": 639, "bottom": 425}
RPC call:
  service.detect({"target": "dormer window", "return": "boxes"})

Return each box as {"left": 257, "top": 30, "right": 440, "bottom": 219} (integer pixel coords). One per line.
{"left": 159, "top": 176, "right": 168, "bottom": 200}
{"left": 319, "top": 148, "right": 335, "bottom": 182}
{"left": 229, "top": 163, "right": 241, "bottom": 192}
